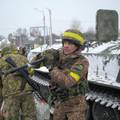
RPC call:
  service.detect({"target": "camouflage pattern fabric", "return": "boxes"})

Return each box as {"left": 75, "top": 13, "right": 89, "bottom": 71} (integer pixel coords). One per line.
{"left": 0, "top": 54, "right": 37, "bottom": 120}
{"left": 50, "top": 49, "right": 89, "bottom": 90}
{"left": 49, "top": 49, "right": 89, "bottom": 120}
{"left": 32, "top": 48, "right": 89, "bottom": 120}
{"left": 53, "top": 95, "right": 88, "bottom": 120}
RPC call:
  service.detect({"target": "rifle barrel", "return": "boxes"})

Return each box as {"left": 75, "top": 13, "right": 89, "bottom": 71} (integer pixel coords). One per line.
{"left": 4, "top": 57, "right": 44, "bottom": 75}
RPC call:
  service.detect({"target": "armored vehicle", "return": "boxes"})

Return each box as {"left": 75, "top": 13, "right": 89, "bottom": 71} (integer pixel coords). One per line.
{"left": 85, "top": 9, "right": 120, "bottom": 120}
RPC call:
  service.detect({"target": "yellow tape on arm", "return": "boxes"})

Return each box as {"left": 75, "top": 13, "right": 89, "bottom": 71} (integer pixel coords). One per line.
{"left": 69, "top": 72, "right": 80, "bottom": 82}
{"left": 64, "top": 32, "right": 84, "bottom": 45}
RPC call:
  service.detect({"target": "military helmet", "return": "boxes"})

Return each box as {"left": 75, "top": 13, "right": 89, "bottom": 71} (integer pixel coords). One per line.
{"left": 62, "top": 29, "right": 85, "bottom": 47}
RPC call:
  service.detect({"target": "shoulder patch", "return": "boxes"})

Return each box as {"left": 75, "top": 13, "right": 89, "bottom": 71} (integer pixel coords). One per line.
{"left": 71, "top": 64, "right": 83, "bottom": 74}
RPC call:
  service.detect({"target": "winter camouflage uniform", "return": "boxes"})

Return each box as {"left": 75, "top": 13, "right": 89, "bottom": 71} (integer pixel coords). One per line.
{"left": 0, "top": 53, "right": 37, "bottom": 120}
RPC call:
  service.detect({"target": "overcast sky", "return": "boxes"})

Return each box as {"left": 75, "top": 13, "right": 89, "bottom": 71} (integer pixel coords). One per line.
{"left": 0, "top": 0, "right": 120, "bottom": 37}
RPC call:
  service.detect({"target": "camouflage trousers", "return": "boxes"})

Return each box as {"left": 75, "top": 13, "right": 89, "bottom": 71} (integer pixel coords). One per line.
{"left": 53, "top": 95, "right": 88, "bottom": 120}
{"left": 0, "top": 91, "right": 37, "bottom": 120}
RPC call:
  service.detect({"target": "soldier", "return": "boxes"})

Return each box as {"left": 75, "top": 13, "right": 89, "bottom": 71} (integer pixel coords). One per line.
{"left": 18, "top": 47, "right": 27, "bottom": 56}
{"left": 32, "top": 29, "right": 89, "bottom": 120}
{"left": 0, "top": 46, "right": 37, "bottom": 120}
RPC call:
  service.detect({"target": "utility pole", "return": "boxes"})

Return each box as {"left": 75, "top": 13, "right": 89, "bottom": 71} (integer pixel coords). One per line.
{"left": 34, "top": 8, "right": 46, "bottom": 44}
{"left": 46, "top": 8, "right": 52, "bottom": 46}
{"left": 43, "top": 13, "right": 46, "bottom": 44}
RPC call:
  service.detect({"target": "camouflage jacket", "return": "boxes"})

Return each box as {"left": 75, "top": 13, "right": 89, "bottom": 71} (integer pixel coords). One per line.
{"left": 32, "top": 48, "right": 89, "bottom": 93}
{"left": 0, "top": 54, "right": 32, "bottom": 97}
{"left": 50, "top": 49, "right": 89, "bottom": 96}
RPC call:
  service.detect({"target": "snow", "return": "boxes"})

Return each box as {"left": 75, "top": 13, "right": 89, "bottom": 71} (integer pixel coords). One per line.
{"left": 82, "top": 39, "right": 120, "bottom": 88}
{"left": 85, "top": 53, "right": 120, "bottom": 88}
{"left": 27, "top": 43, "right": 62, "bottom": 61}
{"left": 34, "top": 66, "right": 49, "bottom": 73}
{"left": 83, "top": 40, "right": 120, "bottom": 54}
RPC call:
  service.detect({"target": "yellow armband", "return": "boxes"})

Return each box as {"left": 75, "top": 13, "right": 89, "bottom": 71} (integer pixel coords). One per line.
{"left": 69, "top": 72, "right": 80, "bottom": 82}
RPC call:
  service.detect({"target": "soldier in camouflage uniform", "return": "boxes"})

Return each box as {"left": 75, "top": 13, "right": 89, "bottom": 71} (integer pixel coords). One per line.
{"left": 32, "top": 29, "right": 89, "bottom": 120}
{"left": 0, "top": 46, "right": 37, "bottom": 120}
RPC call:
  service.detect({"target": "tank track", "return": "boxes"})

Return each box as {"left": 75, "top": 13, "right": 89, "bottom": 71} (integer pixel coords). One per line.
{"left": 85, "top": 89, "right": 120, "bottom": 110}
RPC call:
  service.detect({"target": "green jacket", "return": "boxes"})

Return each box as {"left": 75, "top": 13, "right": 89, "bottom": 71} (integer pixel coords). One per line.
{"left": 0, "top": 54, "right": 32, "bottom": 98}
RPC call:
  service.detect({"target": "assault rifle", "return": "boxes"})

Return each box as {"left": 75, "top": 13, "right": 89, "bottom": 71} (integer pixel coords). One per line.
{"left": 1, "top": 56, "right": 69, "bottom": 107}
{"left": 3, "top": 57, "right": 50, "bottom": 102}
{"left": 4, "top": 57, "right": 45, "bottom": 75}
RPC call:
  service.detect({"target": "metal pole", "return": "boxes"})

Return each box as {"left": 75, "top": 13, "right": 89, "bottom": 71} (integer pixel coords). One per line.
{"left": 43, "top": 14, "right": 46, "bottom": 44}
{"left": 47, "top": 8, "right": 52, "bottom": 46}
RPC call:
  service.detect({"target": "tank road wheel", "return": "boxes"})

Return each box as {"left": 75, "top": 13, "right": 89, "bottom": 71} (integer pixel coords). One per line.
{"left": 92, "top": 102, "right": 120, "bottom": 120}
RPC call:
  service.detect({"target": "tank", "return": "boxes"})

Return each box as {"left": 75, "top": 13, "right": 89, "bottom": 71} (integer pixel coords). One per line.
{"left": 85, "top": 9, "right": 120, "bottom": 120}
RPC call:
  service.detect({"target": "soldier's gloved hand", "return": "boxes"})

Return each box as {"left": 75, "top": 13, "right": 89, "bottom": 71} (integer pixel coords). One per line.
{"left": 42, "top": 49, "right": 59, "bottom": 68}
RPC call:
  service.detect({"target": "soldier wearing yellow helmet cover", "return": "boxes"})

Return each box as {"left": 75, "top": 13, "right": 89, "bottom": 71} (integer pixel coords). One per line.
{"left": 31, "top": 29, "right": 89, "bottom": 120}
{"left": 0, "top": 46, "right": 37, "bottom": 120}
{"left": 48, "top": 29, "right": 89, "bottom": 120}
